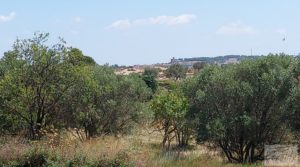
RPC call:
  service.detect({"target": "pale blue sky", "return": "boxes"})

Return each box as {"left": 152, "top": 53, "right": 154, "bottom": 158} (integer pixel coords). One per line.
{"left": 1, "top": 0, "right": 300, "bottom": 65}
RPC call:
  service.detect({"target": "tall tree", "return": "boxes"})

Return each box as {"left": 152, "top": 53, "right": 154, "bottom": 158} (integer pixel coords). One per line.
{"left": 0, "top": 33, "right": 76, "bottom": 139}
{"left": 190, "top": 55, "right": 295, "bottom": 163}
{"left": 285, "top": 57, "right": 300, "bottom": 138}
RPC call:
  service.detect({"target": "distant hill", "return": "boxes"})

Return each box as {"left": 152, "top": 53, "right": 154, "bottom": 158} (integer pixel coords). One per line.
{"left": 173, "top": 55, "right": 261, "bottom": 64}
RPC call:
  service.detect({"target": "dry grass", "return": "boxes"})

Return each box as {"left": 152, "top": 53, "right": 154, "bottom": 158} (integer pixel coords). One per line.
{"left": 0, "top": 128, "right": 263, "bottom": 167}
{"left": 0, "top": 136, "right": 29, "bottom": 163}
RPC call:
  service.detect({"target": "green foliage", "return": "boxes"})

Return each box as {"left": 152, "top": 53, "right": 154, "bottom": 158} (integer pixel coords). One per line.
{"left": 188, "top": 55, "right": 296, "bottom": 163}
{"left": 66, "top": 48, "right": 96, "bottom": 66}
{"left": 285, "top": 57, "right": 300, "bottom": 137}
{"left": 0, "top": 147, "right": 132, "bottom": 167}
{"left": 64, "top": 66, "right": 152, "bottom": 138}
{"left": 151, "top": 90, "right": 187, "bottom": 119}
{"left": 0, "top": 33, "right": 77, "bottom": 139}
{"left": 150, "top": 89, "right": 190, "bottom": 148}
{"left": 158, "top": 79, "right": 178, "bottom": 90}
{"left": 192, "top": 62, "right": 205, "bottom": 72}
{"left": 0, "top": 33, "right": 151, "bottom": 139}
{"left": 165, "top": 64, "right": 187, "bottom": 80}
{"left": 142, "top": 68, "right": 159, "bottom": 92}
{"left": 287, "top": 85, "right": 300, "bottom": 133}
{"left": 97, "top": 152, "right": 133, "bottom": 167}
{"left": 143, "top": 67, "right": 159, "bottom": 78}
{"left": 2, "top": 33, "right": 300, "bottom": 165}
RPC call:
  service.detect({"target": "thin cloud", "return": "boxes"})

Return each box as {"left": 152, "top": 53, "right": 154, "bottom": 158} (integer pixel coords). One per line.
{"left": 216, "top": 22, "right": 256, "bottom": 35}
{"left": 0, "top": 12, "right": 16, "bottom": 22}
{"left": 107, "top": 14, "right": 197, "bottom": 30}
{"left": 108, "top": 19, "right": 131, "bottom": 30}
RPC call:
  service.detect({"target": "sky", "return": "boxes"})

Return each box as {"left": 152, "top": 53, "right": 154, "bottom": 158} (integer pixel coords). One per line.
{"left": 1, "top": 0, "right": 300, "bottom": 65}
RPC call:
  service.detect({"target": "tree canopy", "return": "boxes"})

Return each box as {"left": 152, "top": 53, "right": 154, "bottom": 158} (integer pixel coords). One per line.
{"left": 142, "top": 68, "right": 159, "bottom": 93}
{"left": 185, "top": 55, "right": 297, "bottom": 163}
{"left": 165, "top": 64, "right": 187, "bottom": 80}
{"left": 0, "top": 33, "right": 152, "bottom": 139}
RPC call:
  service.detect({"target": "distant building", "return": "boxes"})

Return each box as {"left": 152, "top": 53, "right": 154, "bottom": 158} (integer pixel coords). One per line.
{"left": 168, "top": 55, "right": 259, "bottom": 67}
{"left": 170, "top": 57, "right": 203, "bottom": 68}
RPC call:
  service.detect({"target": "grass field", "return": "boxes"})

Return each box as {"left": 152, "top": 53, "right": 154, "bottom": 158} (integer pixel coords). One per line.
{"left": 0, "top": 128, "right": 263, "bottom": 167}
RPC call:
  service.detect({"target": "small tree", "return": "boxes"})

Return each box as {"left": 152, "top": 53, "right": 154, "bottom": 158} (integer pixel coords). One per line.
{"left": 143, "top": 67, "right": 159, "bottom": 78}
{"left": 192, "top": 62, "right": 205, "bottom": 73}
{"left": 165, "top": 64, "right": 187, "bottom": 80}
{"left": 150, "top": 90, "right": 189, "bottom": 148}
{"left": 142, "top": 68, "right": 159, "bottom": 93}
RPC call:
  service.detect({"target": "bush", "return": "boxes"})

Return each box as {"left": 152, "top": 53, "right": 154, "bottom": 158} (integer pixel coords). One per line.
{"left": 97, "top": 152, "right": 132, "bottom": 167}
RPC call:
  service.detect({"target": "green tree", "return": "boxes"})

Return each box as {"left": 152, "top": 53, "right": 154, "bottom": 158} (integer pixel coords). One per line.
{"left": 0, "top": 33, "right": 77, "bottom": 139}
{"left": 165, "top": 64, "right": 187, "bottom": 80}
{"left": 190, "top": 55, "right": 295, "bottom": 163}
{"left": 142, "top": 68, "right": 159, "bottom": 93}
{"left": 192, "top": 62, "right": 205, "bottom": 72}
{"left": 286, "top": 85, "right": 300, "bottom": 137}
{"left": 66, "top": 48, "right": 96, "bottom": 66}
{"left": 150, "top": 90, "right": 189, "bottom": 148}
{"left": 285, "top": 57, "right": 300, "bottom": 138}
{"left": 63, "top": 66, "right": 152, "bottom": 139}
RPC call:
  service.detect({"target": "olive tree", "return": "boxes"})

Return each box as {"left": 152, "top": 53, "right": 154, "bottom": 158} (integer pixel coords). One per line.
{"left": 0, "top": 33, "right": 77, "bottom": 139}
{"left": 165, "top": 64, "right": 187, "bottom": 80}
{"left": 190, "top": 55, "right": 295, "bottom": 163}
{"left": 63, "top": 66, "right": 152, "bottom": 139}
